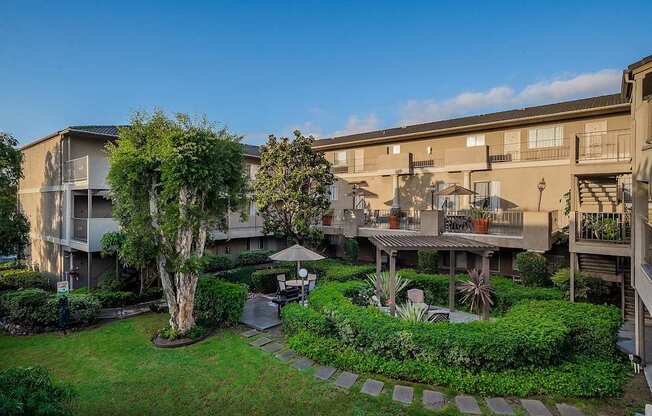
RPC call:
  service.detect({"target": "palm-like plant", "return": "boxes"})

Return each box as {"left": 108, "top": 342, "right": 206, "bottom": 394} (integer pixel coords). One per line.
{"left": 458, "top": 269, "right": 494, "bottom": 319}
{"left": 366, "top": 271, "right": 410, "bottom": 306}
{"left": 397, "top": 301, "right": 434, "bottom": 323}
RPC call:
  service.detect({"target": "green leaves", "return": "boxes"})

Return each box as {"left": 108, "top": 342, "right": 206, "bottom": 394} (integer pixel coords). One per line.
{"left": 252, "top": 130, "right": 335, "bottom": 244}
{"left": 0, "top": 132, "right": 29, "bottom": 257}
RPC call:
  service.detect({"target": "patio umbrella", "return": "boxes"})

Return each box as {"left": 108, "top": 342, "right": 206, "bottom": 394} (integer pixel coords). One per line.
{"left": 269, "top": 244, "right": 325, "bottom": 302}
{"left": 433, "top": 184, "right": 476, "bottom": 196}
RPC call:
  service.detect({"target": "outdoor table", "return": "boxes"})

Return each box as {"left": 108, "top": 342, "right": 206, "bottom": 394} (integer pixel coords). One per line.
{"left": 286, "top": 280, "right": 309, "bottom": 288}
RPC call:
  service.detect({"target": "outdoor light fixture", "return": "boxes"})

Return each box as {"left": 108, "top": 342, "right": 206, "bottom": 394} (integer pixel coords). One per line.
{"left": 537, "top": 177, "right": 546, "bottom": 211}
{"left": 426, "top": 184, "right": 437, "bottom": 210}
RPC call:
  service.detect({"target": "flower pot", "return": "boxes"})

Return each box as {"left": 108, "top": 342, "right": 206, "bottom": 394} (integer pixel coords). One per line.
{"left": 389, "top": 215, "right": 401, "bottom": 229}
{"left": 322, "top": 215, "right": 333, "bottom": 226}
{"left": 472, "top": 218, "right": 489, "bottom": 234}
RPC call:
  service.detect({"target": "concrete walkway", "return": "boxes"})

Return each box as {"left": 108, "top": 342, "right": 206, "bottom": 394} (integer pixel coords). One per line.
{"left": 240, "top": 327, "right": 587, "bottom": 415}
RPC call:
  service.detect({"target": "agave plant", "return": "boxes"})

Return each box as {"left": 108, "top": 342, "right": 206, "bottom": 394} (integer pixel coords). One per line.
{"left": 458, "top": 269, "right": 494, "bottom": 319}
{"left": 397, "top": 301, "right": 434, "bottom": 323}
{"left": 366, "top": 271, "right": 410, "bottom": 306}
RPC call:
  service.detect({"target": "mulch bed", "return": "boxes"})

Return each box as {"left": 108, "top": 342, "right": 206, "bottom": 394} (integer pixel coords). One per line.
{"left": 151, "top": 329, "right": 214, "bottom": 348}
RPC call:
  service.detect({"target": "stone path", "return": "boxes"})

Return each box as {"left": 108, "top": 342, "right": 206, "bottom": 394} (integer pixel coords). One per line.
{"left": 241, "top": 328, "right": 584, "bottom": 415}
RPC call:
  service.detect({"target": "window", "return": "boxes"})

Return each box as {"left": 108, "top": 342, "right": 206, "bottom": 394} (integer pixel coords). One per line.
{"left": 335, "top": 151, "right": 347, "bottom": 166}
{"left": 328, "top": 183, "right": 338, "bottom": 201}
{"left": 225, "top": 246, "right": 230, "bottom": 255}
{"left": 392, "top": 145, "right": 401, "bottom": 155}
{"left": 435, "top": 181, "right": 458, "bottom": 210}
{"left": 246, "top": 238, "right": 251, "bottom": 251}
{"left": 528, "top": 126, "right": 563, "bottom": 148}
{"left": 473, "top": 181, "right": 501, "bottom": 210}
{"left": 466, "top": 135, "right": 485, "bottom": 147}
{"left": 427, "top": 146, "right": 432, "bottom": 155}
{"left": 503, "top": 130, "right": 521, "bottom": 159}
{"left": 258, "top": 238, "right": 265, "bottom": 250}
{"left": 249, "top": 201, "right": 256, "bottom": 217}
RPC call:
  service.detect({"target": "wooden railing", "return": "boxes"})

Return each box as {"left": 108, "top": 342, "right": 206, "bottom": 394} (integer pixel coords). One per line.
{"left": 575, "top": 211, "right": 631, "bottom": 243}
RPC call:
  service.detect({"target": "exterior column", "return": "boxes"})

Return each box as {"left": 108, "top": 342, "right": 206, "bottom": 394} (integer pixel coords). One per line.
{"left": 375, "top": 246, "right": 382, "bottom": 305}
{"left": 481, "top": 251, "right": 492, "bottom": 320}
{"left": 449, "top": 250, "right": 456, "bottom": 310}
{"left": 87, "top": 252, "right": 92, "bottom": 288}
{"left": 462, "top": 171, "right": 471, "bottom": 208}
{"left": 391, "top": 175, "right": 400, "bottom": 210}
{"left": 569, "top": 252, "right": 576, "bottom": 302}
{"left": 635, "top": 293, "right": 647, "bottom": 365}
{"left": 389, "top": 251, "right": 396, "bottom": 316}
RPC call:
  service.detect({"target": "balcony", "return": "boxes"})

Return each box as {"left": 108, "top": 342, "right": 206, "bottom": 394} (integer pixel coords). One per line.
{"left": 489, "top": 141, "right": 570, "bottom": 163}
{"left": 362, "top": 209, "right": 421, "bottom": 231}
{"left": 64, "top": 156, "right": 89, "bottom": 183}
{"left": 69, "top": 217, "right": 119, "bottom": 251}
{"left": 575, "top": 211, "right": 631, "bottom": 244}
{"left": 444, "top": 210, "right": 523, "bottom": 236}
{"left": 575, "top": 129, "right": 631, "bottom": 163}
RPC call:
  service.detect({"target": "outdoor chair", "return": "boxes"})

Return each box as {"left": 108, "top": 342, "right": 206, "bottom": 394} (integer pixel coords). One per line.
{"left": 307, "top": 274, "right": 317, "bottom": 292}
{"left": 276, "top": 274, "right": 287, "bottom": 292}
{"left": 271, "top": 287, "right": 300, "bottom": 317}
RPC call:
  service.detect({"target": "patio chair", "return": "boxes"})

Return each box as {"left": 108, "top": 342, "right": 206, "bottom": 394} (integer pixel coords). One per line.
{"left": 307, "top": 274, "right": 317, "bottom": 292}
{"left": 271, "top": 287, "right": 300, "bottom": 317}
{"left": 277, "top": 274, "right": 287, "bottom": 292}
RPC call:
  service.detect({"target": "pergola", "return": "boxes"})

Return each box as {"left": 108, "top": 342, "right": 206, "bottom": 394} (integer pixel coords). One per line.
{"left": 368, "top": 234, "right": 496, "bottom": 315}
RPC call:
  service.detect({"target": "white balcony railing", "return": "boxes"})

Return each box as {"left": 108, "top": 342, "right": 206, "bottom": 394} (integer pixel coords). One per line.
{"left": 64, "top": 156, "right": 89, "bottom": 183}
{"left": 70, "top": 217, "right": 119, "bottom": 251}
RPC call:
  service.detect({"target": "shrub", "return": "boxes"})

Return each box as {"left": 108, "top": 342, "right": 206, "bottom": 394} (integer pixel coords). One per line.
{"left": 201, "top": 254, "right": 234, "bottom": 272}
{"left": 417, "top": 251, "right": 439, "bottom": 273}
{"left": 98, "top": 271, "right": 130, "bottom": 291}
{"left": 72, "top": 288, "right": 138, "bottom": 308}
{"left": 0, "top": 260, "right": 25, "bottom": 272}
{"left": 222, "top": 266, "right": 257, "bottom": 287}
{"left": 343, "top": 239, "right": 358, "bottom": 263}
{"left": 0, "top": 289, "right": 100, "bottom": 329}
{"left": 238, "top": 250, "right": 273, "bottom": 266}
{"left": 195, "top": 276, "right": 247, "bottom": 326}
{"left": 250, "top": 268, "right": 289, "bottom": 293}
{"left": 0, "top": 269, "right": 52, "bottom": 292}
{"left": 139, "top": 287, "right": 163, "bottom": 302}
{"left": 304, "top": 259, "right": 374, "bottom": 282}
{"left": 550, "top": 268, "right": 612, "bottom": 303}
{"left": 515, "top": 251, "right": 549, "bottom": 286}
{"left": 0, "top": 366, "right": 74, "bottom": 416}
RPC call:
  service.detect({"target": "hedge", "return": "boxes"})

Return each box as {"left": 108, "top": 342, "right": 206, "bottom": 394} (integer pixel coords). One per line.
{"left": 303, "top": 259, "right": 374, "bottom": 283}
{"left": 0, "top": 260, "right": 25, "bottom": 272}
{"left": 287, "top": 330, "right": 628, "bottom": 398}
{"left": 417, "top": 251, "right": 439, "bottom": 273}
{"left": 195, "top": 276, "right": 247, "bottom": 326}
{"left": 0, "top": 269, "right": 52, "bottom": 292}
{"left": 201, "top": 254, "right": 234, "bottom": 272}
{"left": 399, "top": 269, "right": 564, "bottom": 315}
{"left": 238, "top": 250, "right": 273, "bottom": 266}
{"left": 283, "top": 281, "right": 621, "bottom": 372}
{"left": 516, "top": 251, "right": 549, "bottom": 286}
{"left": 0, "top": 366, "right": 74, "bottom": 416}
{"left": 221, "top": 266, "right": 257, "bottom": 287}
{"left": 250, "top": 268, "right": 289, "bottom": 293}
{"left": 0, "top": 289, "right": 100, "bottom": 329}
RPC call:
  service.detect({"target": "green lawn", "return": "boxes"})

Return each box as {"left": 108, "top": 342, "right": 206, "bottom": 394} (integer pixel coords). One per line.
{"left": 0, "top": 313, "right": 459, "bottom": 416}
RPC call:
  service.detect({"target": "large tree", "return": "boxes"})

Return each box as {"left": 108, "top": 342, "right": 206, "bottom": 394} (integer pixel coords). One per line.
{"left": 0, "top": 132, "right": 29, "bottom": 257}
{"left": 106, "top": 111, "right": 247, "bottom": 334}
{"left": 253, "top": 130, "right": 334, "bottom": 245}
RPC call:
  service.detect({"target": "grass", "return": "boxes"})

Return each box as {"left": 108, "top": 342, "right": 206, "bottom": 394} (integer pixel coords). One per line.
{"left": 0, "top": 313, "right": 462, "bottom": 416}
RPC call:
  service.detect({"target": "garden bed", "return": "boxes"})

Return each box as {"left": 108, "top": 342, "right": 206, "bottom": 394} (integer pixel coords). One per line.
{"left": 151, "top": 329, "right": 214, "bottom": 348}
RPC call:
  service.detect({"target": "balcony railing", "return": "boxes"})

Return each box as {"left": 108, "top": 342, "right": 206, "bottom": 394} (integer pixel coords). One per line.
{"left": 363, "top": 209, "right": 421, "bottom": 231}
{"left": 575, "top": 211, "right": 631, "bottom": 243}
{"left": 64, "top": 156, "right": 89, "bottom": 183}
{"left": 575, "top": 129, "right": 631, "bottom": 162}
{"left": 72, "top": 218, "right": 88, "bottom": 242}
{"left": 489, "top": 138, "right": 570, "bottom": 163}
{"left": 330, "top": 155, "right": 373, "bottom": 174}
{"left": 410, "top": 158, "right": 445, "bottom": 169}
{"left": 444, "top": 209, "right": 523, "bottom": 236}
{"left": 645, "top": 222, "right": 652, "bottom": 266}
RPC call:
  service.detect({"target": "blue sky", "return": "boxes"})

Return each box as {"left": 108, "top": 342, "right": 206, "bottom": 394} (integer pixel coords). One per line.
{"left": 2, "top": 1, "right": 651, "bottom": 146}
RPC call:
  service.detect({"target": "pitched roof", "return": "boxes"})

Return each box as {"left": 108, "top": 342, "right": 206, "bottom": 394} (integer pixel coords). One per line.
{"left": 23, "top": 125, "right": 261, "bottom": 157}
{"left": 313, "top": 94, "right": 628, "bottom": 149}
{"left": 627, "top": 54, "right": 652, "bottom": 71}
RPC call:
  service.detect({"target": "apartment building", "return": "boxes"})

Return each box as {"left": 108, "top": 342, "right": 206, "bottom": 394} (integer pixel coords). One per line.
{"left": 18, "top": 126, "right": 282, "bottom": 289}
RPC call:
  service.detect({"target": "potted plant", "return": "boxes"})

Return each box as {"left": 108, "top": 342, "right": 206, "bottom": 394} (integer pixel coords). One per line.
{"left": 388, "top": 207, "right": 401, "bottom": 229}
{"left": 322, "top": 208, "right": 334, "bottom": 226}
{"left": 470, "top": 206, "right": 490, "bottom": 234}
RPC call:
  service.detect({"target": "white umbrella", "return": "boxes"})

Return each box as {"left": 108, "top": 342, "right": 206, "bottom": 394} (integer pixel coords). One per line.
{"left": 269, "top": 244, "right": 325, "bottom": 302}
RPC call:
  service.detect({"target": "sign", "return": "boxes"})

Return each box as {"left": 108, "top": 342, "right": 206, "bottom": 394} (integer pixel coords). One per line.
{"left": 298, "top": 268, "right": 308, "bottom": 278}
{"left": 57, "top": 281, "right": 69, "bottom": 294}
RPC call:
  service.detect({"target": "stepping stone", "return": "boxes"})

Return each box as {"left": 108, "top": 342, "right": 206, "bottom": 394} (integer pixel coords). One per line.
{"left": 314, "top": 366, "right": 336, "bottom": 380}
{"left": 392, "top": 385, "right": 413, "bottom": 404}
{"left": 293, "top": 358, "right": 314, "bottom": 370}
{"left": 422, "top": 390, "right": 446, "bottom": 410}
{"left": 455, "top": 395, "right": 482, "bottom": 415}
{"left": 249, "top": 336, "right": 272, "bottom": 347}
{"left": 275, "top": 350, "right": 296, "bottom": 362}
{"left": 334, "top": 371, "right": 358, "bottom": 389}
{"left": 361, "top": 379, "right": 384, "bottom": 397}
{"left": 486, "top": 398, "right": 514, "bottom": 415}
{"left": 261, "top": 342, "right": 283, "bottom": 353}
{"left": 240, "top": 329, "right": 259, "bottom": 338}
{"left": 556, "top": 403, "right": 585, "bottom": 416}
{"left": 521, "top": 399, "right": 553, "bottom": 416}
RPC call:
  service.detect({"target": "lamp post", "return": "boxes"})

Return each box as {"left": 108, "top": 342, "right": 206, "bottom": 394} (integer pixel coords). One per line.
{"left": 350, "top": 184, "right": 360, "bottom": 209}
{"left": 537, "top": 178, "right": 546, "bottom": 212}
{"left": 426, "top": 184, "right": 437, "bottom": 210}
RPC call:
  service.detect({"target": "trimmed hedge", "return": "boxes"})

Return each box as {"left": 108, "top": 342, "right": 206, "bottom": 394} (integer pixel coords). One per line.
{"left": 195, "top": 276, "right": 247, "bottom": 326}
{"left": 516, "top": 251, "right": 549, "bottom": 286}
{"left": 72, "top": 288, "right": 138, "bottom": 308}
{"left": 250, "top": 268, "right": 289, "bottom": 293}
{"left": 399, "top": 269, "right": 564, "bottom": 314}
{"left": 0, "top": 289, "right": 100, "bottom": 329}
{"left": 287, "top": 330, "right": 628, "bottom": 398}
{"left": 303, "top": 259, "right": 374, "bottom": 283}
{"left": 417, "top": 251, "right": 439, "bottom": 273}
{"left": 201, "top": 254, "right": 234, "bottom": 272}
{"left": 238, "top": 250, "right": 273, "bottom": 266}
{"left": 0, "top": 366, "right": 74, "bottom": 416}
{"left": 283, "top": 281, "right": 621, "bottom": 372}
{"left": 0, "top": 260, "right": 25, "bottom": 272}
{"left": 221, "top": 266, "right": 257, "bottom": 287}
{"left": 0, "top": 269, "right": 52, "bottom": 292}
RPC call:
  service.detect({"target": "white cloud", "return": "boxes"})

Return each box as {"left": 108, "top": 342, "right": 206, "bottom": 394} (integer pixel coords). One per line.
{"left": 332, "top": 114, "right": 380, "bottom": 137}
{"left": 400, "top": 69, "right": 621, "bottom": 125}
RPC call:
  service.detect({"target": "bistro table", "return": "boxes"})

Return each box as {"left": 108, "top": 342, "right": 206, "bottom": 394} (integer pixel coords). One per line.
{"left": 286, "top": 280, "right": 309, "bottom": 288}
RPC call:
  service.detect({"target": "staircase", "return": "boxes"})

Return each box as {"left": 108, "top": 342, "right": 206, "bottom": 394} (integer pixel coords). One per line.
{"left": 577, "top": 253, "right": 618, "bottom": 277}
{"left": 578, "top": 177, "right": 619, "bottom": 209}
{"left": 624, "top": 270, "right": 636, "bottom": 320}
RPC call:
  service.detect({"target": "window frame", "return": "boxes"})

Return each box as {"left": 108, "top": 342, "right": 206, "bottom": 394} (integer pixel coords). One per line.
{"left": 466, "top": 135, "right": 486, "bottom": 147}
{"left": 527, "top": 126, "right": 564, "bottom": 149}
